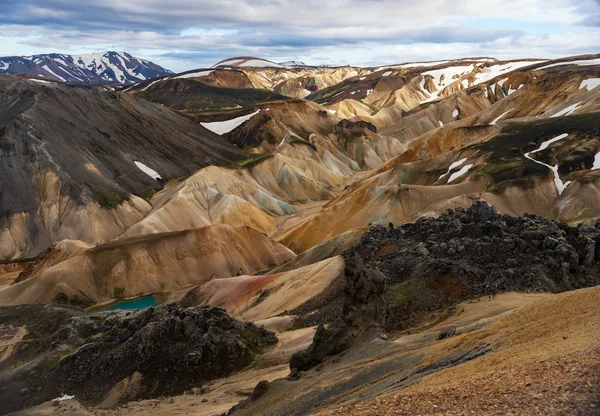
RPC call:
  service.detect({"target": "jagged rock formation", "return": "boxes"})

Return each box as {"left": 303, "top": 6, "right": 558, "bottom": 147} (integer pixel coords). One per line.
{"left": 0, "top": 303, "right": 276, "bottom": 415}
{"left": 351, "top": 201, "right": 600, "bottom": 330}
{"left": 288, "top": 200, "right": 600, "bottom": 373}
{"left": 289, "top": 252, "right": 387, "bottom": 374}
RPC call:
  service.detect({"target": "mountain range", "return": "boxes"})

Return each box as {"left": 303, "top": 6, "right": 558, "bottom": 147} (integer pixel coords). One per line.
{"left": 0, "top": 51, "right": 172, "bottom": 84}
{"left": 0, "top": 52, "right": 599, "bottom": 416}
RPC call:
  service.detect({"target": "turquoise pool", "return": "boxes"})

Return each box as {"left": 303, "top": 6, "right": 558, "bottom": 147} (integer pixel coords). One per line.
{"left": 103, "top": 294, "right": 161, "bottom": 311}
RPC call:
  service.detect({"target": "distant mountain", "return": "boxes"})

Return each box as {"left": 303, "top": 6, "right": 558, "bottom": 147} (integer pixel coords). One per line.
{"left": 212, "top": 57, "right": 307, "bottom": 68}
{"left": 279, "top": 60, "right": 307, "bottom": 67}
{"left": 212, "top": 56, "right": 285, "bottom": 68}
{"left": 0, "top": 51, "right": 172, "bottom": 84}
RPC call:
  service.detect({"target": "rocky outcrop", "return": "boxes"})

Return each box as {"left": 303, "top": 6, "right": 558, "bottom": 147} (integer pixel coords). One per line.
{"left": 335, "top": 119, "right": 378, "bottom": 134}
{"left": 343, "top": 252, "right": 387, "bottom": 333}
{"left": 352, "top": 201, "right": 600, "bottom": 330}
{"left": 289, "top": 200, "right": 600, "bottom": 374}
{"left": 289, "top": 252, "right": 386, "bottom": 374}
{"left": 0, "top": 304, "right": 277, "bottom": 415}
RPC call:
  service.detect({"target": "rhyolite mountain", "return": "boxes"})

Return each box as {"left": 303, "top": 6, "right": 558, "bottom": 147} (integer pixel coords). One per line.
{"left": 1, "top": 52, "right": 600, "bottom": 416}
{"left": 0, "top": 51, "right": 172, "bottom": 84}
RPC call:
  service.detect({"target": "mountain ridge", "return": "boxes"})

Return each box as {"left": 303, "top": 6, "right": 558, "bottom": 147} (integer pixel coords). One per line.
{"left": 0, "top": 51, "right": 172, "bottom": 84}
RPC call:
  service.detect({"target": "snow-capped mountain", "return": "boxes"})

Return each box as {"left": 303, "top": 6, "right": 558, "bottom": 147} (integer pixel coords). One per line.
{"left": 0, "top": 51, "right": 172, "bottom": 84}
{"left": 279, "top": 60, "right": 307, "bottom": 67}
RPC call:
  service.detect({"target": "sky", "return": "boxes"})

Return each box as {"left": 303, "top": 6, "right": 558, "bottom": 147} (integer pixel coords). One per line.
{"left": 0, "top": 0, "right": 599, "bottom": 72}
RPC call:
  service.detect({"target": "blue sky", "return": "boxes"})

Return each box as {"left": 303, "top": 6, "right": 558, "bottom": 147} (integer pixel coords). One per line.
{"left": 0, "top": 0, "right": 598, "bottom": 72}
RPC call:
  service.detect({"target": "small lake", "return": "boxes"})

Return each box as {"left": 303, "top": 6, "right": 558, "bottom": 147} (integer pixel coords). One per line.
{"left": 100, "top": 294, "right": 161, "bottom": 311}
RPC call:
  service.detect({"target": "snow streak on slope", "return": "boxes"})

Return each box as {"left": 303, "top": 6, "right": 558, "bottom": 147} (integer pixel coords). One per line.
{"left": 141, "top": 78, "right": 166, "bottom": 91}
{"left": 42, "top": 65, "right": 66, "bottom": 82}
{"left": 200, "top": 110, "right": 261, "bottom": 135}
{"left": 539, "top": 58, "right": 600, "bottom": 70}
{"left": 174, "top": 70, "right": 213, "bottom": 79}
{"left": 551, "top": 103, "right": 582, "bottom": 117}
{"left": 134, "top": 161, "right": 162, "bottom": 181}
{"left": 448, "top": 164, "right": 474, "bottom": 183}
{"left": 490, "top": 109, "right": 513, "bottom": 125}
{"left": 524, "top": 134, "right": 572, "bottom": 195}
{"left": 439, "top": 158, "right": 468, "bottom": 179}
{"left": 536, "top": 133, "right": 569, "bottom": 151}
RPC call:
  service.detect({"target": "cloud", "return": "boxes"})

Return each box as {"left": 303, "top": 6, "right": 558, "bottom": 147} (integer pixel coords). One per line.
{"left": 0, "top": 0, "right": 598, "bottom": 71}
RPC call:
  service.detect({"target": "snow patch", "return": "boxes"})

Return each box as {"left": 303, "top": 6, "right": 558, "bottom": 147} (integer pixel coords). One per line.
{"left": 42, "top": 65, "right": 66, "bottom": 82}
{"left": 239, "top": 59, "right": 284, "bottom": 68}
{"left": 200, "top": 110, "right": 261, "bottom": 135}
{"left": 551, "top": 103, "right": 581, "bottom": 118}
{"left": 401, "top": 60, "right": 449, "bottom": 68}
{"left": 54, "top": 395, "right": 74, "bottom": 402}
{"left": 30, "top": 79, "right": 54, "bottom": 84}
{"left": 532, "top": 133, "right": 569, "bottom": 153}
{"left": 490, "top": 108, "right": 513, "bottom": 125}
{"left": 419, "top": 64, "right": 476, "bottom": 103}
{"left": 134, "top": 161, "right": 161, "bottom": 181}
{"left": 215, "top": 58, "right": 244, "bottom": 67}
{"left": 383, "top": 71, "right": 392, "bottom": 76}
{"left": 439, "top": 158, "right": 467, "bottom": 179}
{"left": 439, "top": 120, "right": 444, "bottom": 127}
{"left": 472, "top": 61, "right": 545, "bottom": 86}
{"left": 423, "top": 65, "right": 474, "bottom": 88}
{"left": 174, "top": 70, "right": 213, "bottom": 79}
{"left": 593, "top": 153, "right": 600, "bottom": 171}
{"left": 452, "top": 109, "right": 459, "bottom": 118}
{"left": 58, "top": 66, "right": 83, "bottom": 82}
{"left": 580, "top": 78, "right": 600, "bottom": 91}
{"left": 448, "top": 164, "right": 474, "bottom": 183}
{"left": 141, "top": 78, "right": 166, "bottom": 91}
{"left": 539, "top": 58, "right": 600, "bottom": 70}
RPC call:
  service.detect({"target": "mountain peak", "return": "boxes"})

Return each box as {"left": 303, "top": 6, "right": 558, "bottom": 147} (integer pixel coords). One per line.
{"left": 0, "top": 51, "right": 172, "bottom": 84}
